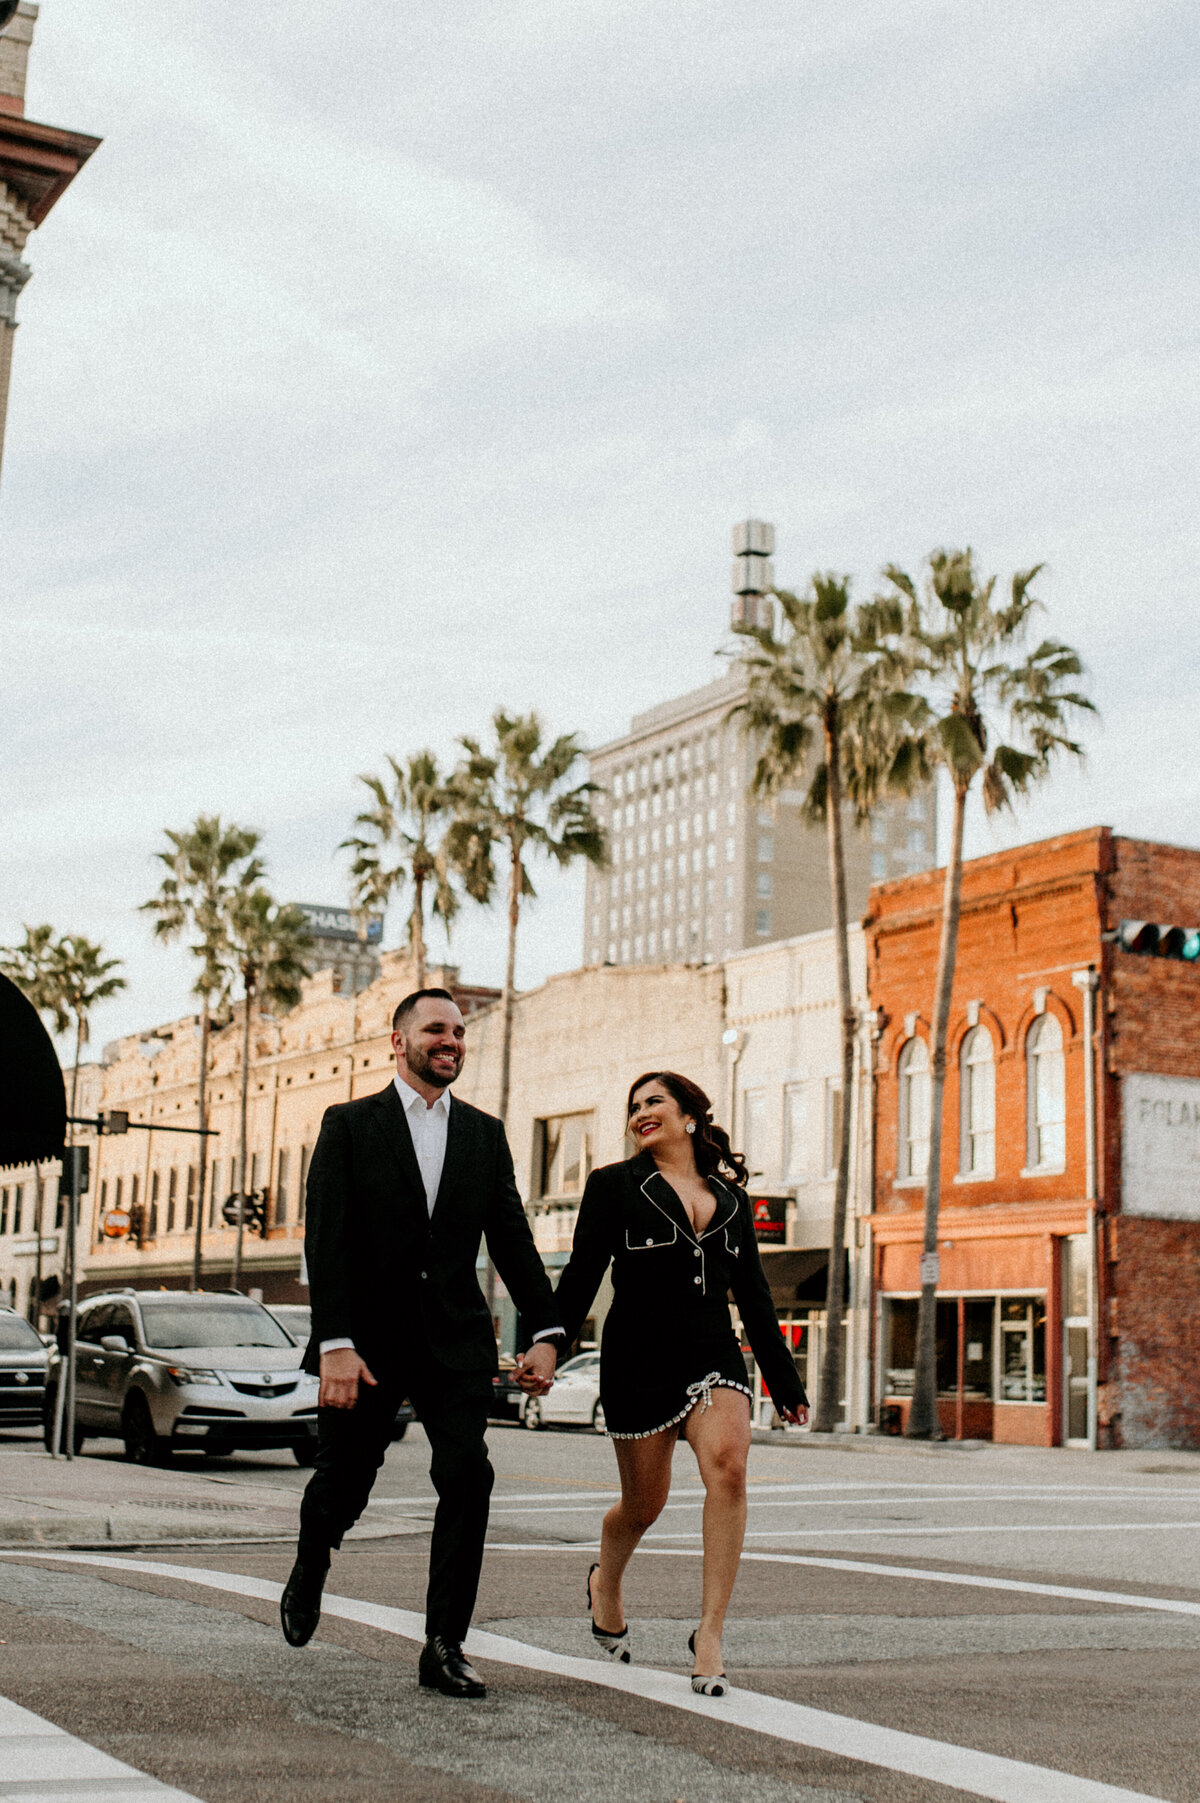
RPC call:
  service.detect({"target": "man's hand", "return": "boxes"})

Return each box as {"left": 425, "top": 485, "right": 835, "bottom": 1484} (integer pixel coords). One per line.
{"left": 515, "top": 1341, "right": 558, "bottom": 1396}
{"left": 319, "top": 1347, "right": 377, "bottom": 1410}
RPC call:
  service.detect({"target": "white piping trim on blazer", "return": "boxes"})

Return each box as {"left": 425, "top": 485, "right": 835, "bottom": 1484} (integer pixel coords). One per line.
{"left": 638, "top": 1170, "right": 739, "bottom": 1297}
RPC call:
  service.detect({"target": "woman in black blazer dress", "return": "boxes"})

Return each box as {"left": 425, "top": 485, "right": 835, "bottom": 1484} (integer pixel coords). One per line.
{"left": 553, "top": 1070, "right": 808, "bottom": 1694}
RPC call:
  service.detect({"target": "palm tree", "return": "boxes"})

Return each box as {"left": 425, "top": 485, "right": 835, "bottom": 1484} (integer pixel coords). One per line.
{"left": 226, "top": 888, "right": 311, "bottom": 1289}
{"left": 340, "top": 752, "right": 457, "bottom": 990}
{"left": 732, "top": 576, "right": 925, "bottom": 1433}
{"left": 445, "top": 710, "right": 608, "bottom": 1127}
{"left": 882, "top": 550, "right": 1095, "bottom": 1438}
{"left": 142, "top": 816, "right": 262, "bottom": 1289}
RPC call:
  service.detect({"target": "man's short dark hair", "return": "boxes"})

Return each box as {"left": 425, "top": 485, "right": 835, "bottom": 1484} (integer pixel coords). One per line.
{"left": 392, "top": 987, "right": 457, "bottom": 1033}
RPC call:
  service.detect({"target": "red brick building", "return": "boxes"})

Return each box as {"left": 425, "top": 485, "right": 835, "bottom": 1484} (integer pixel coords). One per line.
{"left": 867, "top": 827, "right": 1200, "bottom": 1449}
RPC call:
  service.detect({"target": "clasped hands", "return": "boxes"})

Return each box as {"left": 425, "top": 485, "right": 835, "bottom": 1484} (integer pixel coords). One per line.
{"left": 318, "top": 1340, "right": 559, "bottom": 1410}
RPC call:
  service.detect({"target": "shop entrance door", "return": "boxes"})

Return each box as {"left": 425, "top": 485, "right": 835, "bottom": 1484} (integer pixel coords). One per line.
{"left": 1062, "top": 1234, "right": 1091, "bottom": 1448}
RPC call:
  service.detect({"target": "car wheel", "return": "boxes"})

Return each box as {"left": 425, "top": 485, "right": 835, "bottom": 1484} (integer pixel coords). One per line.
{"left": 293, "top": 1440, "right": 318, "bottom": 1467}
{"left": 523, "top": 1397, "right": 543, "bottom": 1431}
{"left": 72, "top": 1424, "right": 87, "bottom": 1456}
{"left": 390, "top": 1421, "right": 408, "bottom": 1442}
{"left": 591, "top": 1401, "right": 607, "bottom": 1436}
{"left": 122, "top": 1392, "right": 169, "bottom": 1466}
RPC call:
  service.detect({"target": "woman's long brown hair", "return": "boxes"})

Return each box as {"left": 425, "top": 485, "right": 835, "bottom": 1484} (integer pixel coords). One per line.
{"left": 626, "top": 1071, "right": 749, "bottom": 1190}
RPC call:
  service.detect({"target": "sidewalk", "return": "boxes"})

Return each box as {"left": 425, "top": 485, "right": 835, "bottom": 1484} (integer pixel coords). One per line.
{"left": 0, "top": 1447, "right": 423, "bottom": 1549}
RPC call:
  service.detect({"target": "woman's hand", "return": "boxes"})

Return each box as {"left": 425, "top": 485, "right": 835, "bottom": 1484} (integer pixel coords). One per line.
{"left": 778, "top": 1404, "right": 809, "bottom": 1427}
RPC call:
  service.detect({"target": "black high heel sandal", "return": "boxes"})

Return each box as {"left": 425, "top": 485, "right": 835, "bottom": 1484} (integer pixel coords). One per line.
{"left": 587, "top": 1563, "right": 631, "bottom": 1663}
{"left": 688, "top": 1629, "right": 727, "bottom": 1697}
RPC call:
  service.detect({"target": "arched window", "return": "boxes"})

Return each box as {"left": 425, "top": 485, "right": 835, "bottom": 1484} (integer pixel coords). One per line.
{"left": 1027, "top": 1012, "right": 1066, "bottom": 1169}
{"left": 959, "top": 1025, "right": 995, "bottom": 1177}
{"left": 898, "top": 1038, "right": 931, "bottom": 1180}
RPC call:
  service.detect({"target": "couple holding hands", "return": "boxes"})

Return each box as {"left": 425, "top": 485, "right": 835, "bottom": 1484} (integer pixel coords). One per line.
{"left": 280, "top": 987, "right": 808, "bottom": 1699}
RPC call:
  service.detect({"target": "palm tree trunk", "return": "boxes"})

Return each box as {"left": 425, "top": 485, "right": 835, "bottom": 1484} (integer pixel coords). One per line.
{"left": 497, "top": 846, "right": 521, "bottom": 1125}
{"left": 233, "top": 975, "right": 251, "bottom": 1291}
{"left": 907, "top": 779, "right": 968, "bottom": 1438}
{"left": 813, "top": 725, "right": 856, "bottom": 1433}
{"left": 191, "top": 1001, "right": 210, "bottom": 1291}
{"left": 412, "top": 873, "right": 427, "bottom": 990}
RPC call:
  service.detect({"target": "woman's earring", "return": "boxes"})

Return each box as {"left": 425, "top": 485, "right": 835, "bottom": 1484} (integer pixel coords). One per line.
{"left": 685, "top": 1121, "right": 696, "bottom": 1135}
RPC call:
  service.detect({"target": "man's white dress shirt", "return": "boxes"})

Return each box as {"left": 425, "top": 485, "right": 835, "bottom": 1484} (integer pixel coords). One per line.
{"left": 319, "top": 1073, "right": 561, "bottom": 1355}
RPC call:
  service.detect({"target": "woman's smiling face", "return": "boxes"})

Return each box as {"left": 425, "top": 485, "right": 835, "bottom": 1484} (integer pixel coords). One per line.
{"left": 628, "top": 1080, "right": 693, "bottom": 1156}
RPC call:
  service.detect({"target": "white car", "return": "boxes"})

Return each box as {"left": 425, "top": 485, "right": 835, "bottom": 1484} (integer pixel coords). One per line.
{"left": 521, "top": 1351, "right": 605, "bottom": 1433}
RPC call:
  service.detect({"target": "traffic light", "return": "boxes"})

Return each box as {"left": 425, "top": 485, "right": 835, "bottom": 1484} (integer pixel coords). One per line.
{"left": 1116, "top": 920, "right": 1200, "bottom": 961}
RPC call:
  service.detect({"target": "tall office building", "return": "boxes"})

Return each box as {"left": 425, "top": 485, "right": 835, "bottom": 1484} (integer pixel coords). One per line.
{"left": 582, "top": 522, "right": 937, "bottom": 967}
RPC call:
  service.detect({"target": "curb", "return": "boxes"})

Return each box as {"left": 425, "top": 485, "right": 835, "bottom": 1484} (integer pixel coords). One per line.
{"left": 750, "top": 1430, "right": 991, "bottom": 1452}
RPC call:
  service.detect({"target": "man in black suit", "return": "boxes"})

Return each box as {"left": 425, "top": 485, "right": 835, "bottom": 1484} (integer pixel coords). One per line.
{"left": 280, "top": 987, "right": 564, "bottom": 1698}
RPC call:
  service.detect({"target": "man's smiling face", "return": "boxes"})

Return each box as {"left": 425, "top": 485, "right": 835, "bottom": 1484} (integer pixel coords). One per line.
{"left": 393, "top": 996, "right": 466, "bottom": 1091}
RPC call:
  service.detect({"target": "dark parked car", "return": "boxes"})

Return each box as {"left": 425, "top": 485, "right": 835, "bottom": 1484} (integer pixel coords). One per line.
{"left": 0, "top": 1308, "right": 48, "bottom": 1430}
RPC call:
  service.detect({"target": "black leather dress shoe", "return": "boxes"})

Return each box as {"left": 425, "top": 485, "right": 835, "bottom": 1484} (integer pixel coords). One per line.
{"left": 280, "top": 1553, "right": 329, "bottom": 1647}
{"left": 418, "top": 1636, "right": 487, "bottom": 1698}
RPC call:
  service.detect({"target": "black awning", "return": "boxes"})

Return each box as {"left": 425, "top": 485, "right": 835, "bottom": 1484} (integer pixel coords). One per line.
{"left": 0, "top": 973, "right": 65, "bottom": 1168}
{"left": 758, "top": 1247, "right": 850, "bottom": 1306}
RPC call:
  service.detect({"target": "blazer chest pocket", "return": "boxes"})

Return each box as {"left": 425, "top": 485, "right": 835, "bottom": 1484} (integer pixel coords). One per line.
{"left": 626, "top": 1224, "right": 677, "bottom": 1252}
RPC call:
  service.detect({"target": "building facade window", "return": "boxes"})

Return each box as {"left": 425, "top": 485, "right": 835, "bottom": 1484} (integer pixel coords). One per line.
{"left": 897, "top": 1037, "right": 931, "bottom": 1179}
{"left": 757, "top": 833, "right": 774, "bottom": 862}
{"left": 1026, "top": 1012, "right": 1066, "bottom": 1169}
{"left": 783, "top": 1083, "right": 808, "bottom": 1181}
{"left": 754, "top": 908, "right": 771, "bottom": 937}
{"left": 743, "top": 1090, "right": 769, "bottom": 1175}
{"left": 824, "top": 1080, "right": 844, "bottom": 1177}
{"left": 959, "top": 1025, "right": 995, "bottom": 1177}
{"left": 756, "top": 871, "right": 772, "bottom": 899}
{"left": 166, "top": 1168, "right": 177, "bottom": 1234}
{"left": 871, "top": 851, "right": 887, "bottom": 880}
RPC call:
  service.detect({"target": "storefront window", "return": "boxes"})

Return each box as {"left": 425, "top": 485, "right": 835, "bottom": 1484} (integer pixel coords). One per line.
{"left": 535, "top": 1112, "right": 594, "bottom": 1200}
{"left": 884, "top": 1297, "right": 917, "bottom": 1395}
{"left": 999, "top": 1297, "right": 1047, "bottom": 1401}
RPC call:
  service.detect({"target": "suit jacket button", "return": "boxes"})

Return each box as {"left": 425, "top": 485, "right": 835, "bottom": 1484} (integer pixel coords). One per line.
{"left": 694, "top": 1248, "right": 701, "bottom": 1258}
{"left": 645, "top": 1238, "right": 653, "bottom": 1246}
{"left": 693, "top": 1275, "right": 702, "bottom": 1285}
{"left": 420, "top": 1270, "right": 428, "bottom": 1280}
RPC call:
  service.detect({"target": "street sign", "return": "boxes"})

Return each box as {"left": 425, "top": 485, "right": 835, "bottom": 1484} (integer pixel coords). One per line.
{"left": 751, "top": 1195, "right": 788, "bottom": 1244}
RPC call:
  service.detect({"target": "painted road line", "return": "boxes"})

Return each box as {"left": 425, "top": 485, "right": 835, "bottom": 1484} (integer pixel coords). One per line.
{"left": 0, "top": 1552, "right": 1167, "bottom": 1803}
{"left": 0, "top": 1689, "right": 201, "bottom": 1800}
{"left": 485, "top": 1542, "right": 1200, "bottom": 1617}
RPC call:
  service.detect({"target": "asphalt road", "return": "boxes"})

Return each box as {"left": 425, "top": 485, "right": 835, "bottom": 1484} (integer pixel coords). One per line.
{"left": 3, "top": 1422, "right": 1200, "bottom": 1802}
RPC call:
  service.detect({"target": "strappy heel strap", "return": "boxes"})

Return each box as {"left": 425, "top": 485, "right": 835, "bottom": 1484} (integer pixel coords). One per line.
{"left": 587, "top": 1562, "right": 631, "bottom": 1664}
{"left": 687, "top": 1629, "right": 727, "bottom": 1696}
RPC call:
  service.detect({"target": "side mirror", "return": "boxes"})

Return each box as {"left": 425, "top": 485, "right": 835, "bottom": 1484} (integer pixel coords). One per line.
{"left": 100, "top": 1334, "right": 130, "bottom": 1353}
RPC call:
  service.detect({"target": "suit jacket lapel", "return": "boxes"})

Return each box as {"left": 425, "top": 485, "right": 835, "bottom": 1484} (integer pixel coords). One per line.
{"left": 633, "top": 1152, "right": 696, "bottom": 1242}
{"left": 429, "top": 1097, "right": 471, "bottom": 1228}
{"left": 370, "top": 1083, "right": 427, "bottom": 1216}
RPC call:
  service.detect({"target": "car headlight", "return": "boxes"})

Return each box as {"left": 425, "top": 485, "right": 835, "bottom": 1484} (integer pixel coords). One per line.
{"left": 165, "top": 1365, "right": 222, "bottom": 1387}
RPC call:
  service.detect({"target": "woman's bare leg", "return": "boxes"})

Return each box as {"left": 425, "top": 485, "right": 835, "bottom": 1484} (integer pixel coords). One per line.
{"left": 590, "top": 1429, "right": 677, "bottom": 1632}
{"left": 681, "top": 1388, "right": 752, "bottom": 1675}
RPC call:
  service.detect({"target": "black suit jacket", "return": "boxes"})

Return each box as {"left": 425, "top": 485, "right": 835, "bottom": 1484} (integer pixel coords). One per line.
{"left": 301, "top": 1082, "right": 560, "bottom": 1379}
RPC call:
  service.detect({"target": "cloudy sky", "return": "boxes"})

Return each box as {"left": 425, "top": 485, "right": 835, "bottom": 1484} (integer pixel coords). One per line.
{"left": 3, "top": 0, "right": 1197, "bottom": 1052}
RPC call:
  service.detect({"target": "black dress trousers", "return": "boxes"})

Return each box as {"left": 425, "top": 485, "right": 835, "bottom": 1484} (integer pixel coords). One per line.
{"left": 298, "top": 1360, "right": 494, "bottom": 1646}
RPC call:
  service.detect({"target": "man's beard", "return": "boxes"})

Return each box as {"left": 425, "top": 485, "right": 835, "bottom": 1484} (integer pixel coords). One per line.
{"left": 406, "top": 1044, "right": 461, "bottom": 1089}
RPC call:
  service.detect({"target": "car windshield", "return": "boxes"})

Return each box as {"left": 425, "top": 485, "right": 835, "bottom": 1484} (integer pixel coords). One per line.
{"left": 269, "top": 1308, "right": 311, "bottom": 1341}
{"left": 138, "top": 1304, "right": 293, "bottom": 1350}
{"left": 0, "top": 1316, "right": 43, "bottom": 1352}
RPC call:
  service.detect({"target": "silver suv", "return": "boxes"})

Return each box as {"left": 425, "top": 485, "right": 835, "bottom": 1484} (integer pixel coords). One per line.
{"left": 0, "top": 1307, "right": 48, "bottom": 1431}
{"left": 45, "top": 1290, "right": 320, "bottom": 1466}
